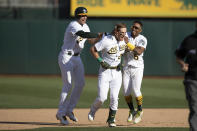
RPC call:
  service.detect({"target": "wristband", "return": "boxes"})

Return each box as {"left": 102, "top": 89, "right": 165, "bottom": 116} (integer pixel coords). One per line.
{"left": 127, "top": 42, "right": 135, "bottom": 51}
{"left": 97, "top": 57, "right": 103, "bottom": 63}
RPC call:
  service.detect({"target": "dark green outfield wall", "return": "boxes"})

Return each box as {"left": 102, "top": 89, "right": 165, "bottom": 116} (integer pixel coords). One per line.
{"left": 0, "top": 19, "right": 196, "bottom": 75}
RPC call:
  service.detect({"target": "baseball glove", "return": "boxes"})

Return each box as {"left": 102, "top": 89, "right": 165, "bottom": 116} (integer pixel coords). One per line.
{"left": 100, "top": 61, "right": 110, "bottom": 69}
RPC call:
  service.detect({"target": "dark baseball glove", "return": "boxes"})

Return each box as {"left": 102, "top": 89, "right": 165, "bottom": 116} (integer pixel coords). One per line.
{"left": 100, "top": 61, "right": 110, "bottom": 69}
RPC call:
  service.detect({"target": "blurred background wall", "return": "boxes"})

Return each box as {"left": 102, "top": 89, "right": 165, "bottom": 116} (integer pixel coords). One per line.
{"left": 0, "top": 0, "right": 196, "bottom": 76}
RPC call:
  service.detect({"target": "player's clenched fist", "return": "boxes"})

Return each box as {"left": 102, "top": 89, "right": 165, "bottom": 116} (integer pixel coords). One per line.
{"left": 124, "top": 36, "right": 136, "bottom": 51}
{"left": 100, "top": 61, "right": 110, "bottom": 69}
{"left": 97, "top": 57, "right": 110, "bottom": 69}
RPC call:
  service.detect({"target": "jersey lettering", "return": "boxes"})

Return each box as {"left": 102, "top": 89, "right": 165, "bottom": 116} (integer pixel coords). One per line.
{"left": 76, "top": 36, "right": 83, "bottom": 43}
{"left": 108, "top": 46, "right": 118, "bottom": 54}
{"left": 119, "top": 44, "right": 126, "bottom": 51}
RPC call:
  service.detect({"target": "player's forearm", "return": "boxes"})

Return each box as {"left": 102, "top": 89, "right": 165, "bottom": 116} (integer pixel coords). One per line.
{"left": 88, "top": 38, "right": 100, "bottom": 44}
{"left": 133, "top": 47, "right": 145, "bottom": 55}
{"left": 176, "top": 57, "right": 189, "bottom": 72}
{"left": 176, "top": 57, "right": 188, "bottom": 68}
{"left": 88, "top": 33, "right": 103, "bottom": 44}
{"left": 76, "top": 30, "right": 98, "bottom": 38}
{"left": 90, "top": 46, "right": 100, "bottom": 59}
{"left": 176, "top": 57, "right": 185, "bottom": 66}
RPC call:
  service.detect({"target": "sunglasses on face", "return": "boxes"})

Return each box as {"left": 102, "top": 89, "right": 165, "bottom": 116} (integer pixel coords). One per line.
{"left": 132, "top": 26, "right": 140, "bottom": 30}
{"left": 80, "top": 15, "right": 87, "bottom": 17}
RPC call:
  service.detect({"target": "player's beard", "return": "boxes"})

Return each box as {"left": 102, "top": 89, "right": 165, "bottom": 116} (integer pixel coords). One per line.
{"left": 132, "top": 30, "right": 139, "bottom": 38}
{"left": 132, "top": 30, "right": 136, "bottom": 36}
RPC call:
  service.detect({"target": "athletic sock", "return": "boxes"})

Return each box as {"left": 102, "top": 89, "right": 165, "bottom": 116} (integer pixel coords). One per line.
{"left": 136, "top": 95, "right": 143, "bottom": 111}
{"left": 125, "top": 95, "right": 134, "bottom": 112}
{"left": 107, "top": 108, "right": 116, "bottom": 123}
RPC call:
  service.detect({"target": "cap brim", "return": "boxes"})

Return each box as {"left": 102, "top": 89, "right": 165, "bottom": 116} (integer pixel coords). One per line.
{"left": 78, "top": 13, "right": 88, "bottom": 16}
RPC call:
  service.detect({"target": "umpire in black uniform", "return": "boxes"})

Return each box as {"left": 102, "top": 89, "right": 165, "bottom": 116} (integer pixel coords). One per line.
{"left": 175, "top": 22, "right": 197, "bottom": 131}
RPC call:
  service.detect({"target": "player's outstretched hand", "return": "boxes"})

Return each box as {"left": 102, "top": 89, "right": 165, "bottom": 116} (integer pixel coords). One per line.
{"left": 98, "top": 32, "right": 104, "bottom": 38}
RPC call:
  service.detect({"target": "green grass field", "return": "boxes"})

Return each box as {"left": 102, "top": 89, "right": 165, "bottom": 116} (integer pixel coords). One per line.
{"left": 0, "top": 75, "right": 187, "bottom": 108}
{"left": 0, "top": 75, "right": 189, "bottom": 131}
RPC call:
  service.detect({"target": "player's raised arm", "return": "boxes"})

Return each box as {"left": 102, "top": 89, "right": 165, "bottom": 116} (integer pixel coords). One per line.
{"left": 124, "top": 36, "right": 145, "bottom": 55}
{"left": 75, "top": 30, "right": 99, "bottom": 38}
{"left": 75, "top": 30, "right": 102, "bottom": 44}
{"left": 87, "top": 32, "right": 104, "bottom": 44}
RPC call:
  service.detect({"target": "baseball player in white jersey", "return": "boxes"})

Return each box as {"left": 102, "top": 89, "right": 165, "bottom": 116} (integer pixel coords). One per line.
{"left": 56, "top": 7, "right": 101, "bottom": 125}
{"left": 88, "top": 23, "right": 127, "bottom": 127}
{"left": 123, "top": 21, "right": 147, "bottom": 124}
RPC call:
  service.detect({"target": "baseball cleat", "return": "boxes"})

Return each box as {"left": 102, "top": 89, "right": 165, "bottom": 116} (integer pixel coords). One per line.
{"left": 88, "top": 112, "right": 95, "bottom": 121}
{"left": 108, "top": 122, "right": 116, "bottom": 127}
{"left": 133, "top": 110, "right": 143, "bottom": 124}
{"left": 127, "top": 110, "right": 136, "bottom": 122}
{"left": 66, "top": 112, "right": 78, "bottom": 122}
{"left": 56, "top": 114, "right": 69, "bottom": 125}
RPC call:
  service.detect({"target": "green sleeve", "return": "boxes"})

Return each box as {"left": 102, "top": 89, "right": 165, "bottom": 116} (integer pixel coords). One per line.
{"left": 75, "top": 30, "right": 98, "bottom": 38}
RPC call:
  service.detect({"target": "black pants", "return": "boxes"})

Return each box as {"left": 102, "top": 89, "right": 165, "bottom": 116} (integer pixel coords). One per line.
{"left": 184, "top": 79, "right": 197, "bottom": 131}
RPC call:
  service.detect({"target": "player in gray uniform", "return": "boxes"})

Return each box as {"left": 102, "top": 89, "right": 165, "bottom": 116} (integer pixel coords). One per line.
{"left": 56, "top": 7, "right": 101, "bottom": 125}
{"left": 88, "top": 23, "right": 127, "bottom": 127}
{"left": 123, "top": 21, "right": 147, "bottom": 124}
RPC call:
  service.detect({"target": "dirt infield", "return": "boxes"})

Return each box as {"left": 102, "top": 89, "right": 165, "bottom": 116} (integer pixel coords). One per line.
{"left": 0, "top": 108, "right": 189, "bottom": 130}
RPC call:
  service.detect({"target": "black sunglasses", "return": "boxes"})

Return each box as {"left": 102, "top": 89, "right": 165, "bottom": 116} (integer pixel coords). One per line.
{"left": 80, "top": 15, "right": 87, "bottom": 17}
{"left": 132, "top": 26, "right": 140, "bottom": 30}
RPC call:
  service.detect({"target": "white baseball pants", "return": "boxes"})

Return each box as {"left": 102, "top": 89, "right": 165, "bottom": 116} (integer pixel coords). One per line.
{"left": 90, "top": 68, "right": 122, "bottom": 114}
{"left": 57, "top": 52, "right": 85, "bottom": 116}
{"left": 123, "top": 65, "right": 144, "bottom": 97}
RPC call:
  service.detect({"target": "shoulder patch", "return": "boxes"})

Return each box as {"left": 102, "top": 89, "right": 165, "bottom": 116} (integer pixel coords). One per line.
{"left": 139, "top": 39, "right": 145, "bottom": 46}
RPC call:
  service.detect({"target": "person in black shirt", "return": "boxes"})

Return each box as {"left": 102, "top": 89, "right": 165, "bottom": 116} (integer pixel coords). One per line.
{"left": 175, "top": 23, "right": 197, "bottom": 131}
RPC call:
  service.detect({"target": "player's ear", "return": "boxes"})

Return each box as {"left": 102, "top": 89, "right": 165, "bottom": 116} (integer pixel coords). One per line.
{"left": 139, "top": 28, "right": 142, "bottom": 33}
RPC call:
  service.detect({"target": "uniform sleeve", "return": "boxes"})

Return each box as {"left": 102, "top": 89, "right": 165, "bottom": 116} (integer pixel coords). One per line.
{"left": 175, "top": 38, "right": 188, "bottom": 59}
{"left": 85, "top": 24, "right": 90, "bottom": 32}
{"left": 70, "top": 22, "right": 82, "bottom": 36}
{"left": 138, "top": 36, "right": 147, "bottom": 49}
{"left": 94, "top": 37, "right": 107, "bottom": 52}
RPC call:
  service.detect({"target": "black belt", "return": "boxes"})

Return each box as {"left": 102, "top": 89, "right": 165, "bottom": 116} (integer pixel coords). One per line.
{"left": 67, "top": 51, "right": 80, "bottom": 56}
{"left": 107, "top": 64, "right": 122, "bottom": 71}
{"left": 108, "top": 66, "right": 118, "bottom": 69}
{"left": 102, "top": 66, "right": 118, "bottom": 69}
{"left": 73, "top": 53, "right": 80, "bottom": 56}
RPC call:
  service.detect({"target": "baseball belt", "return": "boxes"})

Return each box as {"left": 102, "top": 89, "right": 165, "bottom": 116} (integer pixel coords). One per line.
{"left": 102, "top": 65, "right": 122, "bottom": 71}
{"left": 67, "top": 51, "right": 80, "bottom": 56}
{"left": 108, "top": 66, "right": 118, "bottom": 69}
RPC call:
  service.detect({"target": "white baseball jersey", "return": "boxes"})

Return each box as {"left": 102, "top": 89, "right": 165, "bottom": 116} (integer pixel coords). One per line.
{"left": 123, "top": 32, "right": 147, "bottom": 68}
{"left": 61, "top": 20, "right": 90, "bottom": 54}
{"left": 57, "top": 20, "right": 90, "bottom": 117}
{"left": 122, "top": 32, "right": 147, "bottom": 97}
{"left": 95, "top": 35, "right": 126, "bottom": 67}
{"left": 89, "top": 35, "right": 126, "bottom": 114}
